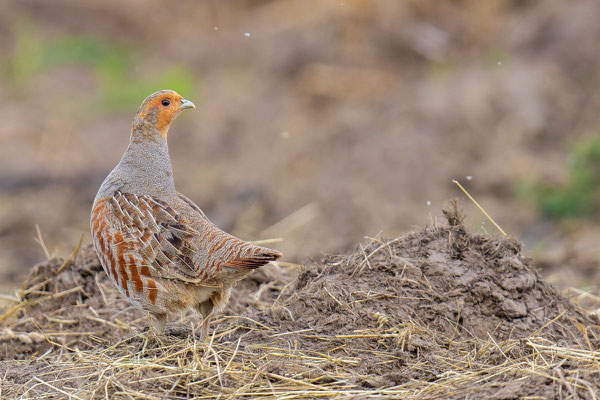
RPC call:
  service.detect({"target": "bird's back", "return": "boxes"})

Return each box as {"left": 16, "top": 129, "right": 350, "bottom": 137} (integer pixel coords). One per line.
{"left": 165, "top": 192, "right": 282, "bottom": 284}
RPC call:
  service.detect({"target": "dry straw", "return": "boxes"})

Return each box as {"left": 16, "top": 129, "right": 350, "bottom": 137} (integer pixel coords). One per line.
{"left": 0, "top": 206, "right": 598, "bottom": 399}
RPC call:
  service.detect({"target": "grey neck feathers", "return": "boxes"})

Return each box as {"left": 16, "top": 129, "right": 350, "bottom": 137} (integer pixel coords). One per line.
{"left": 95, "top": 122, "right": 175, "bottom": 200}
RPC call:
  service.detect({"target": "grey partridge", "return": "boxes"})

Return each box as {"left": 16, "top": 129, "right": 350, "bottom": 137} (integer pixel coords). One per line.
{"left": 90, "top": 90, "right": 282, "bottom": 334}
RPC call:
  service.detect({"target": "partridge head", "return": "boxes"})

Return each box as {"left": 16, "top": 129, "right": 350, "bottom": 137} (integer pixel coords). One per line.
{"left": 90, "top": 90, "right": 282, "bottom": 335}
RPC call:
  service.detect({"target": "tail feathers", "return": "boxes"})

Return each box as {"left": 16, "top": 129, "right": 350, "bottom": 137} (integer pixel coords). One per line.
{"left": 224, "top": 247, "right": 282, "bottom": 269}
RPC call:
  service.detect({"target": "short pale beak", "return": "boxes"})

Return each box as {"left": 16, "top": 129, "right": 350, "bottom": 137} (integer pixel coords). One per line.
{"left": 178, "top": 98, "right": 195, "bottom": 111}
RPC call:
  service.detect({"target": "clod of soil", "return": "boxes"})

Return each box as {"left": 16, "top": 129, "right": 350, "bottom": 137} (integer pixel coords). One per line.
{"left": 0, "top": 202, "right": 598, "bottom": 399}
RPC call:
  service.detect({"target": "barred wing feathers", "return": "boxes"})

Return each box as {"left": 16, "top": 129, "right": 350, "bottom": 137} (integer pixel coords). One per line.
{"left": 91, "top": 192, "right": 281, "bottom": 302}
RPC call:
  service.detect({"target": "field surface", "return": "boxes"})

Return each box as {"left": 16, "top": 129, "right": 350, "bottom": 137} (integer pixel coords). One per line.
{"left": 0, "top": 204, "right": 598, "bottom": 399}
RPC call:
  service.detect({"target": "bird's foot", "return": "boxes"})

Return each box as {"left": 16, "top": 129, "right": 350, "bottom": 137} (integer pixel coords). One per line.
{"left": 163, "top": 324, "right": 194, "bottom": 338}
{"left": 163, "top": 323, "right": 210, "bottom": 340}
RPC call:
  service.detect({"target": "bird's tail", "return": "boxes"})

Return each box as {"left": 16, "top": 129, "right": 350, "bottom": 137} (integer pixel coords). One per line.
{"left": 223, "top": 245, "right": 282, "bottom": 269}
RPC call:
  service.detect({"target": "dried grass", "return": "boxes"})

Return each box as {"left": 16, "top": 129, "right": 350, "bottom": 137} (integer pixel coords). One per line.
{"left": 2, "top": 321, "right": 599, "bottom": 398}
{"left": 0, "top": 205, "right": 598, "bottom": 399}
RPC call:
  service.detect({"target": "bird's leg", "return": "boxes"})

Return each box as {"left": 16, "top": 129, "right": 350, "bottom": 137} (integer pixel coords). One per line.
{"left": 194, "top": 300, "right": 214, "bottom": 340}
{"left": 148, "top": 312, "right": 167, "bottom": 336}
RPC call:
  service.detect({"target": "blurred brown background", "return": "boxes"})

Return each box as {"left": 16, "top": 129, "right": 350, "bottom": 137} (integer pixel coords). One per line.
{"left": 0, "top": 0, "right": 599, "bottom": 295}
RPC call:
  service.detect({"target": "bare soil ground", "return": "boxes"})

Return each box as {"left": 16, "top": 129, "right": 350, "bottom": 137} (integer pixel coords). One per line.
{"left": 0, "top": 203, "right": 598, "bottom": 399}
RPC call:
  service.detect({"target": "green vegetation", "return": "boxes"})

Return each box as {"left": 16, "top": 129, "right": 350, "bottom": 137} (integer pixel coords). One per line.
{"left": 525, "top": 136, "right": 600, "bottom": 220}
{"left": 6, "top": 20, "right": 196, "bottom": 111}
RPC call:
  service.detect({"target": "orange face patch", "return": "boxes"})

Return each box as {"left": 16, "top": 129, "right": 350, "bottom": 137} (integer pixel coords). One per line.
{"left": 139, "top": 91, "right": 185, "bottom": 139}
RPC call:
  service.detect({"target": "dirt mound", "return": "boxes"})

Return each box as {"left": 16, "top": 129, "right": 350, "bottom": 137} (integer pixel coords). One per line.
{"left": 225, "top": 202, "right": 599, "bottom": 390}
{"left": 0, "top": 203, "right": 598, "bottom": 398}
{"left": 262, "top": 203, "right": 593, "bottom": 344}
{"left": 0, "top": 244, "right": 135, "bottom": 360}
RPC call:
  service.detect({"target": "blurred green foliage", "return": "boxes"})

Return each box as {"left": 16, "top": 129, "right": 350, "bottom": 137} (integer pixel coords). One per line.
{"left": 522, "top": 136, "right": 600, "bottom": 220}
{"left": 6, "top": 20, "right": 196, "bottom": 111}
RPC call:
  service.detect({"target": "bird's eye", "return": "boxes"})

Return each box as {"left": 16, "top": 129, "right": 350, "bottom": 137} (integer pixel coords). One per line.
{"left": 161, "top": 99, "right": 171, "bottom": 107}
